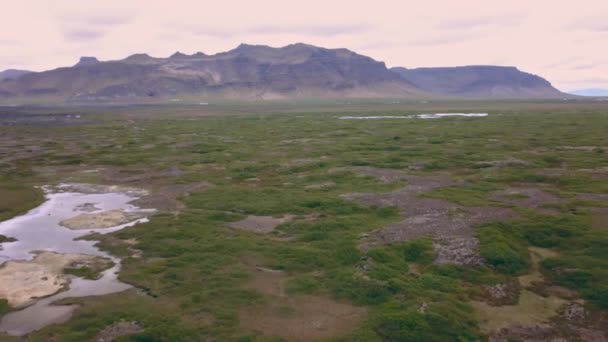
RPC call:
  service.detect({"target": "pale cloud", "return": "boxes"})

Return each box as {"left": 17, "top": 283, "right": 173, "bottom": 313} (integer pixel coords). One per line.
{"left": 249, "top": 24, "right": 371, "bottom": 36}
{"left": 570, "top": 16, "right": 608, "bottom": 32}
{"left": 571, "top": 63, "right": 600, "bottom": 71}
{"left": 438, "top": 15, "right": 524, "bottom": 30}
{"left": 409, "top": 33, "right": 478, "bottom": 46}
{"left": 59, "top": 12, "right": 134, "bottom": 42}
{"left": 0, "top": 39, "right": 19, "bottom": 46}
{"left": 0, "top": 0, "right": 606, "bottom": 89}
{"left": 181, "top": 23, "right": 371, "bottom": 39}
{"left": 63, "top": 29, "right": 106, "bottom": 42}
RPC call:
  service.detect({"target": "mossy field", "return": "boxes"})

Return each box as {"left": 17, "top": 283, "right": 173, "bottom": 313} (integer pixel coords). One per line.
{"left": 0, "top": 100, "right": 607, "bottom": 341}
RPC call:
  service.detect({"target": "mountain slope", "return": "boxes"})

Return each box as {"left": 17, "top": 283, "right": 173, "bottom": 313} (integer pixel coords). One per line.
{"left": 0, "top": 69, "right": 31, "bottom": 81}
{"left": 0, "top": 44, "right": 424, "bottom": 103}
{"left": 391, "top": 65, "right": 564, "bottom": 98}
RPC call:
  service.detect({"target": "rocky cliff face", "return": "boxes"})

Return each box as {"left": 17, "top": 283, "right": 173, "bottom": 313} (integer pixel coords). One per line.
{"left": 391, "top": 65, "right": 564, "bottom": 98}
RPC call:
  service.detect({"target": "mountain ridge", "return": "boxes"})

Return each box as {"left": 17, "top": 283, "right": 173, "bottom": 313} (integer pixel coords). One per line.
{"left": 0, "top": 44, "right": 566, "bottom": 103}
{"left": 0, "top": 69, "right": 32, "bottom": 82}
{"left": 391, "top": 65, "right": 564, "bottom": 98}
{"left": 0, "top": 43, "right": 424, "bottom": 103}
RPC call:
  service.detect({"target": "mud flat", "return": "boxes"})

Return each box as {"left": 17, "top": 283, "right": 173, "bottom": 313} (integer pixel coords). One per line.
{"left": 0, "top": 184, "right": 153, "bottom": 336}
{"left": 60, "top": 209, "right": 147, "bottom": 230}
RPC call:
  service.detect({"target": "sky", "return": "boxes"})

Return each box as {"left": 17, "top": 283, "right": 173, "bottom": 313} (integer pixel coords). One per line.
{"left": 1, "top": 0, "right": 606, "bottom": 91}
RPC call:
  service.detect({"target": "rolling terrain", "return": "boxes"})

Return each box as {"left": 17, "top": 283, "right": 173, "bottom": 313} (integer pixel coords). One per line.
{"left": 0, "top": 101, "right": 606, "bottom": 340}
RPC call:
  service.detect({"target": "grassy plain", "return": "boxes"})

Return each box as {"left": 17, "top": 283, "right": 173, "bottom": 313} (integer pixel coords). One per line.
{"left": 0, "top": 99, "right": 607, "bottom": 341}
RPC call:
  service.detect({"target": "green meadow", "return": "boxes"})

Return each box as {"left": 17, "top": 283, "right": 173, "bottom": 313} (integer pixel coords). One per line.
{"left": 0, "top": 100, "right": 607, "bottom": 341}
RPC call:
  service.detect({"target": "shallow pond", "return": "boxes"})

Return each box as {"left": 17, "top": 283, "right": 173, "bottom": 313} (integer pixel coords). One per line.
{"left": 0, "top": 184, "right": 152, "bottom": 336}
{"left": 338, "top": 113, "right": 489, "bottom": 119}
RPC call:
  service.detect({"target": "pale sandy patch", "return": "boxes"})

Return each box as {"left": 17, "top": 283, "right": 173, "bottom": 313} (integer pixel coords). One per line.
{"left": 0, "top": 252, "right": 112, "bottom": 308}
{"left": 472, "top": 290, "right": 567, "bottom": 333}
{"left": 60, "top": 210, "right": 146, "bottom": 230}
{"left": 228, "top": 215, "right": 295, "bottom": 234}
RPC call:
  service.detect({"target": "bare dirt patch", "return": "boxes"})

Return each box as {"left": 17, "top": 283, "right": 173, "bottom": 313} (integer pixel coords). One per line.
{"left": 519, "top": 247, "right": 559, "bottom": 289}
{"left": 587, "top": 166, "right": 608, "bottom": 180}
{"left": 539, "top": 286, "right": 580, "bottom": 300}
{"left": 491, "top": 187, "right": 565, "bottom": 213}
{"left": 473, "top": 247, "right": 605, "bottom": 341}
{"left": 473, "top": 290, "right": 567, "bottom": 334}
{"left": 0, "top": 252, "right": 112, "bottom": 308}
{"left": 331, "top": 166, "right": 423, "bottom": 184}
{"left": 96, "top": 320, "right": 144, "bottom": 342}
{"left": 305, "top": 181, "right": 336, "bottom": 190}
{"left": 247, "top": 266, "right": 288, "bottom": 298}
{"left": 228, "top": 215, "right": 295, "bottom": 234}
{"left": 131, "top": 181, "right": 214, "bottom": 212}
{"left": 481, "top": 279, "right": 521, "bottom": 306}
{"left": 488, "top": 303, "right": 608, "bottom": 342}
{"left": 60, "top": 210, "right": 146, "bottom": 230}
{"left": 474, "top": 158, "right": 530, "bottom": 168}
{"left": 557, "top": 145, "right": 604, "bottom": 152}
{"left": 489, "top": 323, "right": 583, "bottom": 342}
{"left": 240, "top": 295, "right": 366, "bottom": 341}
{"left": 283, "top": 157, "right": 329, "bottom": 167}
{"left": 591, "top": 208, "right": 608, "bottom": 230}
{"left": 577, "top": 193, "right": 608, "bottom": 202}
{"left": 238, "top": 256, "right": 366, "bottom": 340}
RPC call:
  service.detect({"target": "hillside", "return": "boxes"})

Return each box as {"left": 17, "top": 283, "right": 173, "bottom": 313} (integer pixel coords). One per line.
{"left": 0, "top": 69, "right": 31, "bottom": 82}
{"left": 391, "top": 65, "right": 564, "bottom": 98}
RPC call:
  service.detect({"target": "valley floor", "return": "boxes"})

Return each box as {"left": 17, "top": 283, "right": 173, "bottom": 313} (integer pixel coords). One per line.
{"left": 0, "top": 100, "right": 607, "bottom": 341}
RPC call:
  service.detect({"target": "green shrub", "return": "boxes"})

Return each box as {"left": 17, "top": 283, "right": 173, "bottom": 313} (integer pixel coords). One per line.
{"left": 329, "top": 270, "right": 394, "bottom": 305}
{"left": 372, "top": 300, "right": 480, "bottom": 341}
{"left": 478, "top": 224, "right": 530, "bottom": 275}
{"left": 403, "top": 238, "right": 434, "bottom": 264}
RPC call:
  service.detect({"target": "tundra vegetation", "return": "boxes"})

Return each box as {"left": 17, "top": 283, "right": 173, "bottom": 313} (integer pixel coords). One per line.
{"left": 0, "top": 100, "right": 607, "bottom": 341}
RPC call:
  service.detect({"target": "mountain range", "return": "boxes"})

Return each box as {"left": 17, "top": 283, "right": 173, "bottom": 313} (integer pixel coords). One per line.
{"left": 0, "top": 43, "right": 566, "bottom": 103}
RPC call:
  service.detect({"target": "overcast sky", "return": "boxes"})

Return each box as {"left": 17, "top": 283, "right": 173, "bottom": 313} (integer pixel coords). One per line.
{"left": 1, "top": 0, "right": 606, "bottom": 90}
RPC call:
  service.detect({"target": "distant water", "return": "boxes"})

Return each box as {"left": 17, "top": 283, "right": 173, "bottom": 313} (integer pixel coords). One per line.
{"left": 338, "top": 113, "right": 489, "bottom": 120}
{"left": 0, "top": 185, "right": 150, "bottom": 336}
